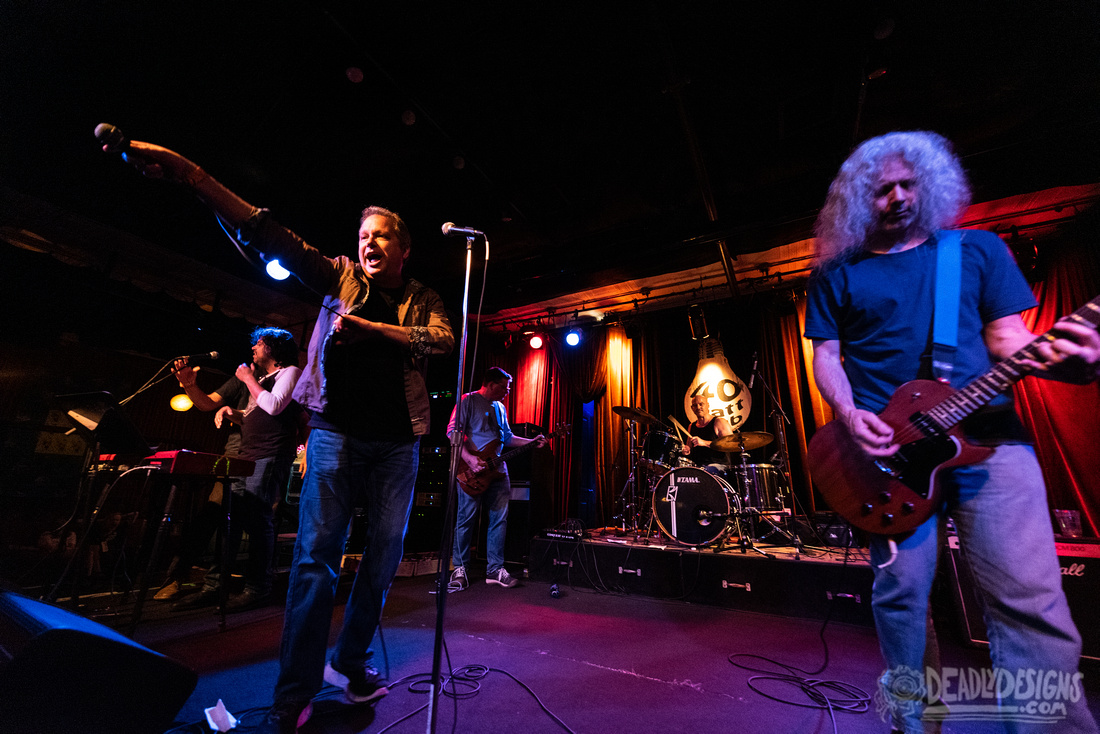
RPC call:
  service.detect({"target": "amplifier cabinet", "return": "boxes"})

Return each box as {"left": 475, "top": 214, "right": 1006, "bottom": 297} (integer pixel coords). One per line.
{"left": 945, "top": 534, "right": 1100, "bottom": 660}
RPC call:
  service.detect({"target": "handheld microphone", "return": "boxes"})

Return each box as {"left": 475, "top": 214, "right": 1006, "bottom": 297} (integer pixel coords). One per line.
{"left": 94, "top": 123, "right": 130, "bottom": 153}
{"left": 747, "top": 351, "right": 758, "bottom": 389}
{"left": 175, "top": 351, "right": 220, "bottom": 364}
{"left": 441, "top": 222, "right": 484, "bottom": 238}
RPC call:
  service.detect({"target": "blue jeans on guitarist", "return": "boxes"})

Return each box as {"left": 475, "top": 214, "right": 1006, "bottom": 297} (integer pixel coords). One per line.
{"left": 453, "top": 475, "right": 511, "bottom": 577}
{"left": 872, "top": 444, "right": 1095, "bottom": 734}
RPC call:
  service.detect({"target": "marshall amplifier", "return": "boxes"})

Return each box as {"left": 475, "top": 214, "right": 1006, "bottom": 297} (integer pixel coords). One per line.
{"left": 945, "top": 534, "right": 1100, "bottom": 660}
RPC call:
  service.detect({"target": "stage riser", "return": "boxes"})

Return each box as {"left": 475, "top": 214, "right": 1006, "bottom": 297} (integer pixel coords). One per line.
{"left": 528, "top": 538, "right": 875, "bottom": 626}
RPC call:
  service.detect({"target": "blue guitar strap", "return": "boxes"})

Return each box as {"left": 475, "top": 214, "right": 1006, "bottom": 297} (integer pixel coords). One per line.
{"left": 931, "top": 230, "right": 961, "bottom": 383}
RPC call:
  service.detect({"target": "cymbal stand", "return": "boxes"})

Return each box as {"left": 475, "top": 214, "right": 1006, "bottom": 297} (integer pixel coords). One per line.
{"left": 614, "top": 421, "right": 645, "bottom": 534}
{"left": 723, "top": 440, "right": 767, "bottom": 557}
{"left": 750, "top": 360, "right": 802, "bottom": 552}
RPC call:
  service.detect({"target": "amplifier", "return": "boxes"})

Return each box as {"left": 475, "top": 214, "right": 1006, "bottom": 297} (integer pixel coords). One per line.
{"left": 945, "top": 534, "right": 1100, "bottom": 660}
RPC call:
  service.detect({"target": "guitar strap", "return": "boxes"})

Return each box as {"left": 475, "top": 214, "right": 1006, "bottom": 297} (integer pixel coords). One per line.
{"left": 929, "top": 230, "right": 961, "bottom": 383}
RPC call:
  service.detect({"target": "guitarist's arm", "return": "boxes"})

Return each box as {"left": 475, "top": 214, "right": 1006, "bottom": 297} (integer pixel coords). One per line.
{"left": 506, "top": 434, "right": 547, "bottom": 450}
{"left": 984, "top": 314, "right": 1100, "bottom": 384}
{"left": 812, "top": 339, "right": 898, "bottom": 457}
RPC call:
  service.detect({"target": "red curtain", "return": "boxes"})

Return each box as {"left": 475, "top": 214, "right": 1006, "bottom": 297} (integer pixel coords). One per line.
{"left": 1012, "top": 237, "right": 1100, "bottom": 536}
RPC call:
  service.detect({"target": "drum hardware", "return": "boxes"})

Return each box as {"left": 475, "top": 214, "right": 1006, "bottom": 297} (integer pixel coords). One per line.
{"left": 614, "top": 404, "right": 697, "bottom": 536}
{"left": 639, "top": 430, "right": 684, "bottom": 473}
{"left": 611, "top": 405, "right": 662, "bottom": 426}
{"left": 711, "top": 431, "right": 774, "bottom": 453}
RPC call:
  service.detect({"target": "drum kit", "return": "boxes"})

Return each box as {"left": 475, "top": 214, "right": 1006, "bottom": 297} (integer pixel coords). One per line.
{"left": 612, "top": 405, "right": 799, "bottom": 553}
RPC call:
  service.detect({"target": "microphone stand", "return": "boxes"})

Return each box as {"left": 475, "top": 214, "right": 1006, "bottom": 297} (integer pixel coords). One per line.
{"left": 428, "top": 235, "right": 478, "bottom": 734}
{"left": 750, "top": 362, "right": 803, "bottom": 552}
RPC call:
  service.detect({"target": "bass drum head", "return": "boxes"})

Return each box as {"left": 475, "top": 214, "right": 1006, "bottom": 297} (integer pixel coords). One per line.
{"left": 651, "top": 466, "right": 739, "bottom": 547}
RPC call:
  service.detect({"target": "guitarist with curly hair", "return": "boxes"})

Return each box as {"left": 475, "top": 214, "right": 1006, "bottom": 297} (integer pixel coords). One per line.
{"left": 448, "top": 367, "right": 546, "bottom": 591}
{"left": 804, "top": 131, "right": 1100, "bottom": 734}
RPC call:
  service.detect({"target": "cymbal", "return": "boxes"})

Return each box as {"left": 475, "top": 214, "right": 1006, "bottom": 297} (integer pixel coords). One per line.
{"left": 612, "top": 405, "right": 661, "bottom": 425}
{"left": 713, "top": 431, "right": 774, "bottom": 452}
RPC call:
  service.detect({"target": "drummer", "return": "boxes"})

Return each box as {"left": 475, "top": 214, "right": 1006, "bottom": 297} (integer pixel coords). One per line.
{"left": 683, "top": 395, "right": 734, "bottom": 476}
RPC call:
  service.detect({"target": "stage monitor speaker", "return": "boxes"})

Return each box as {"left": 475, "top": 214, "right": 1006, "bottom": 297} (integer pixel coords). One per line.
{"left": 944, "top": 535, "right": 1100, "bottom": 661}
{"left": 0, "top": 590, "right": 197, "bottom": 734}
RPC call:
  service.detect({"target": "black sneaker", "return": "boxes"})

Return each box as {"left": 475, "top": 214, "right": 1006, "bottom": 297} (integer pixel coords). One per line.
{"left": 486, "top": 568, "right": 518, "bottom": 588}
{"left": 324, "top": 661, "right": 389, "bottom": 704}
{"left": 447, "top": 566, "right": 468, "bottom": 592}
{"left": 226, "top": 588, "right": 271, "bottom": 612}
{"left": 255, "top": 701, "right": 311, "bottom": 734}
{"left": 170, "top": 587, "right": 220, "bottom": 611}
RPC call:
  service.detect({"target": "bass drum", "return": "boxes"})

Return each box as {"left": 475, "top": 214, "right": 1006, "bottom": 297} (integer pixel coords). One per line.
{"left": 651, "top": 466, "right": 741, "bottom": 547}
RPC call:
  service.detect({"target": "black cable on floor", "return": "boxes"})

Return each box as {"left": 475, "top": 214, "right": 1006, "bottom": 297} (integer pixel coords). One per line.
{"left": 726, "top": 547, "right": 872, "bottom": 734}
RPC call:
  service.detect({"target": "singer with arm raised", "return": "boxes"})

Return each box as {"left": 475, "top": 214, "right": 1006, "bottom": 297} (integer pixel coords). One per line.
{"left": 106, "top": 129, "right": 455, "bottom": 734}
{"left": 804, "top": 131, "right": 1099, "bottom": 734}
{"left": 173, "top": 328, "right": 303, "bottom": 613}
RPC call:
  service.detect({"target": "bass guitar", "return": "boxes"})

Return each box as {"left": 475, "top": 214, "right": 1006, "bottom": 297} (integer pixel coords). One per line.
{"left": 808, "top": 295, "right": 1100, "bottom": 535}
{"left": 458, "top": 423, "right": 570, "bottom": 496}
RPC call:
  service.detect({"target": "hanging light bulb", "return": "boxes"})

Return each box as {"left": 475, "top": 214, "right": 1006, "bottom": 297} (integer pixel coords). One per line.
{"left": 170, "top": 394, "right": 194, "bottom": 412}
{"left": 682, "top": 306, "right": 751, "bottom": 429}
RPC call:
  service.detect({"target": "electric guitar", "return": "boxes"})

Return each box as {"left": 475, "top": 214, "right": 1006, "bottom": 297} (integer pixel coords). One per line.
{"left": 458, "top": 424, "right": 570, "bottom": 496}
{"left": 808, "top": 295, "right": 1100, "bottom": 535}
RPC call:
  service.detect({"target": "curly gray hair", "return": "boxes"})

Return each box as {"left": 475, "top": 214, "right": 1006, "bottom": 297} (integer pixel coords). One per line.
{"left": 813, "top": 131, "right": 971, "bottom": 267}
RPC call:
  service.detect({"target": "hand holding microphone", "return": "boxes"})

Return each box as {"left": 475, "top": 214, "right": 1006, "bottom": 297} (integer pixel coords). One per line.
{"left": 95, "top": 123, "right": 207, "bottom": 187}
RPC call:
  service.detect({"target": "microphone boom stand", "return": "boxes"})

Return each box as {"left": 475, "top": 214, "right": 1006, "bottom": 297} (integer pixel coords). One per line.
{"left": 427, "top": 235, "right": 477, "bottom": 733}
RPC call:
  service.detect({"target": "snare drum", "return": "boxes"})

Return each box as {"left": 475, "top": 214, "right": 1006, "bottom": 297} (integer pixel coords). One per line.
{"left": 640, "top": 430, "right": 682, "bottom": 473}
{"left": 651, "top": 466, "right": 742, "bottom": 547}
{"left": 732, "top": 463, "right": 786, "bottom": 513}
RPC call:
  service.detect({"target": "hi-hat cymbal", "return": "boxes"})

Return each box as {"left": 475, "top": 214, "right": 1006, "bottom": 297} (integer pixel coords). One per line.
{"left": 713, "top": 431, "right": 774, "bottom": 452}
{"left": 612, "top": 405, "right": 661, "bottom": 425}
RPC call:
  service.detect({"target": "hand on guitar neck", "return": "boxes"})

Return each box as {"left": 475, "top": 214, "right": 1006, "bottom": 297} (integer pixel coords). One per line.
{"left": 457, "top": 425, "right": 566, "bottom": 496}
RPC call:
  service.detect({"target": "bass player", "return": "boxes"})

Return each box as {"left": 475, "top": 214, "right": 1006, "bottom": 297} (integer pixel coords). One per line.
{"left": 448, "top": 367, "right": 546, "bottom": 591}
{"left": 804, "top": 131, "right": 1099, "bottom": 734}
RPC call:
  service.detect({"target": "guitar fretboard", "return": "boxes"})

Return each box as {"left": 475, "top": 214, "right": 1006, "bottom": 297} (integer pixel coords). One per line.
{"left": 926, "top": 297, "right": 1100, "bottom": 431}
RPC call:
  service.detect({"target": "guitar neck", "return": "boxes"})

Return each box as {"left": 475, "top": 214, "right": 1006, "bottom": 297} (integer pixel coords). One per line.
{"left": 926, "top": 295, "right": 1100, "bottom": 431}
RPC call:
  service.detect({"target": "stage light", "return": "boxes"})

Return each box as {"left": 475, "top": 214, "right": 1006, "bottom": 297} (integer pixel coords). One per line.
{"left": 529, "top": 334, "right": 544, "bottom": 349}
{"left": 565, "top": 329, "right": 581, "bottom": 347}
{"left": 170, "top": 394, "right": 193, "bottom": 412}
{"left": 266, "top": 259, "right": 291, "bottom": 281}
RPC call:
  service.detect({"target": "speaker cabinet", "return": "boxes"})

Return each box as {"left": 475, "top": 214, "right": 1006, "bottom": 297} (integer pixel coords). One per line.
{"left": 945, "top": 535, "right": 1100, "bottom": 661}
{"left": 0, "top": 590, "right": 197, "bottom": 734}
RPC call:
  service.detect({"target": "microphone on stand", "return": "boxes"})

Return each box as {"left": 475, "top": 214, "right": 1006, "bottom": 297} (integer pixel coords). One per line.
{"left": 174, "top": 351, "right": 220, "bottom": 364}
{"left": 747, "top": 351, "right": 758, "bottom": 389}
{"left": 441, "top": 222, "right": 484, "bottom": 238}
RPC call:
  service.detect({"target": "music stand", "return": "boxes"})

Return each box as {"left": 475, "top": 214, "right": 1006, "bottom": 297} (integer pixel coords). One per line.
{"left": 58, "top": 391, "right": 153, "bottom": 457}
{"left": 46, "top": 393, "right": 155, "bottom": 603}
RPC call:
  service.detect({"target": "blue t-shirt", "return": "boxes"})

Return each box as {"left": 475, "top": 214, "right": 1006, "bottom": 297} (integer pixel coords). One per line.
{"left": 804, "top": 229, "right": 1037, "bottom": 414}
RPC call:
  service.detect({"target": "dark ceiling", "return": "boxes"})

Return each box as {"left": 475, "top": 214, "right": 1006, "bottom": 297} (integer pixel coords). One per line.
{"left": 3, "top": 1, "right": 1100, "bottom": 320}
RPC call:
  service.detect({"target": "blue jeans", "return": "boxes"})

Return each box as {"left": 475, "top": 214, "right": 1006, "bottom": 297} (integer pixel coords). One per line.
{"left": 273, "top": 429, "right": 418, "bottom": 705}
{"left": 202, "top": 453, "right": 291, "bottom": 596}
{"left": 452, "top": 475, "right": 510, "bottom": 574}
{"left": 871, "top": 444, "right": 1097, "bottom": 734}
